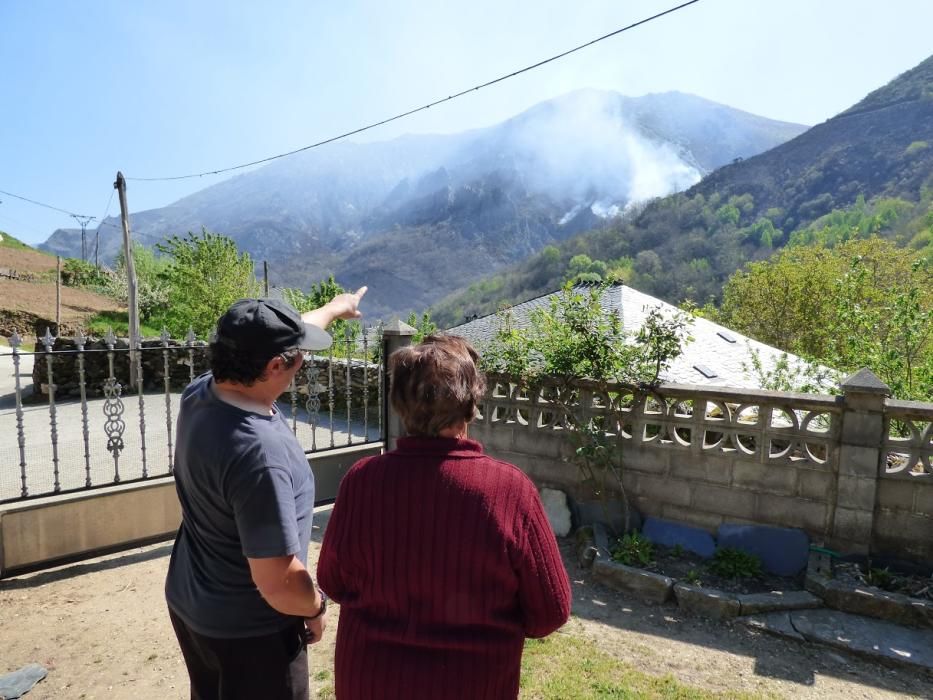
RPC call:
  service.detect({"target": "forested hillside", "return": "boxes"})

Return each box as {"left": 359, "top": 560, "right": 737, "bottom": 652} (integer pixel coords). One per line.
{"left": 39, "top": 90, "right": 805, "bottom": 320}
{"left": 432, "top": 55, "right": 933, "bottom": 327}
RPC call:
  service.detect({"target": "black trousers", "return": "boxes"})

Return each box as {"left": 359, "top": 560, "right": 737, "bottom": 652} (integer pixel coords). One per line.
{"left": 168, "top": 608, "right": 310, "bottom": 700}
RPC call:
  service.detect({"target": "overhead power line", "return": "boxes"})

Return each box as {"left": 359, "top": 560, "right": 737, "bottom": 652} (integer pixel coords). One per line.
{"left": 0, "top": 188, "right": 94, "bottom": 219}
{"left": 0, "top": 186, "right": 115, "bottom": 263}
{"left": 128, "top": 0, "right": 701, "bottom": 182}
{"left": 93, "top": 189, "right": 116, "bottom": 268}
{"left": 100, "top": 189, "right": 116, "bottom": 223}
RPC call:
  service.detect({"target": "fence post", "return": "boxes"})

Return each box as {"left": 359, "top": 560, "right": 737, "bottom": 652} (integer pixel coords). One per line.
{"left": 828, "top": 367, "right": 890, "bottom": 555}
{"left": 381, "top": 318, "right": 417, "bottom": 451}
{"left": 55, "top": 256, "right": 61, "bottom": 331}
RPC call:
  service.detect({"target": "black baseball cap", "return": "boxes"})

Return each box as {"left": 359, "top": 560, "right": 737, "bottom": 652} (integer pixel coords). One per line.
{"left": 214, "top": 298, "right": 333, "bottom": 358}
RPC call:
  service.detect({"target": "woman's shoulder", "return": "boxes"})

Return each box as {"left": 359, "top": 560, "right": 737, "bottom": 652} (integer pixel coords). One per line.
{"left": 345, "top": 453, "right": 381, "bottom": 477}
{"left": 474, "top": 453, "right": 540, "bottom": 493}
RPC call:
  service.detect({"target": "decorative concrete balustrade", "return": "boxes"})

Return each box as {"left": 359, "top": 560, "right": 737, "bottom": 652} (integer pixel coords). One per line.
{"left": 468, "top": 369, "right": 933, "bottom": 565}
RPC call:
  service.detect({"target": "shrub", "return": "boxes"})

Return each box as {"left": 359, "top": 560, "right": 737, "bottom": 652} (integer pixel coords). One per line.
{"left": 61, "top": 258, "right": 109, "bottom": 288}
{"left": 611, "top": 532, "right": 654, "bottom": 567}
{"left": 708, "top": 547, "right": 762, "bottom": 579}
{"left": 865, "top": 566, "right": 895, "bottom": 590}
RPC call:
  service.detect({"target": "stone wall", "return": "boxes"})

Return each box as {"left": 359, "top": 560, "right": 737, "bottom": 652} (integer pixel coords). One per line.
{"left": 469, "top": 371, "right": 933, "bottom": 566}
{"left": 29, "top": 336, "right": 209, "bottom": 397}
{"left": 25, "top": 337, "right": 380, "bottom": 410}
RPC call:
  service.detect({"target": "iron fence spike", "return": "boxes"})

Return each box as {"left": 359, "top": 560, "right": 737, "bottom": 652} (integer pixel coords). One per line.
{"left": 12, "top": 347, "right": 28, "bottom": 497}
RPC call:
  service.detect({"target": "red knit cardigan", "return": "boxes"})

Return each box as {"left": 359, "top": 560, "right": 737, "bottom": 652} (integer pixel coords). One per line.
{"left": 317, "top": 436, "right": 572, "bottom": 699}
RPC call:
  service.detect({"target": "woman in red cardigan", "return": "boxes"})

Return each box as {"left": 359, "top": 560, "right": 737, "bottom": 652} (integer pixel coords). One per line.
{"left": 317, "top": 334, "right": 571, "bottom": 699}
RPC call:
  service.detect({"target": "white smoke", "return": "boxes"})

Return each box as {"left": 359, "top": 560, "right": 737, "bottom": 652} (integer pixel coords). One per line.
{"left": 590, "top": 201, "right": 621, "bottom": 218}
{"left": 558, "top": 203, "right": 585, "bottom": 225}
{"left": 507, "top": 89, "right": 702, "bottom": 208}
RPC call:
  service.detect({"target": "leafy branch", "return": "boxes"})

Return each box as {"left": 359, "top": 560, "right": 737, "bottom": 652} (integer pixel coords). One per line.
{"left": 480, "top": 283, "right": 692, "bottom": 533}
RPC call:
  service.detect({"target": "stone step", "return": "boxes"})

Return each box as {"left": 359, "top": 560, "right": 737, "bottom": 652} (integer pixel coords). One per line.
{"left": 738, "top": 608, "right": 933, "bottom": 675}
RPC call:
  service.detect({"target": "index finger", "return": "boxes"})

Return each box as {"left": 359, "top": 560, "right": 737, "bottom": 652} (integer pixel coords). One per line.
{"left": 355, "top": 286, "right": 368, "bottom": 300}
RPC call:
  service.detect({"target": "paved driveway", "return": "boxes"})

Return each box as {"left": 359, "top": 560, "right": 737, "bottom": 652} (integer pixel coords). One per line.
{"left": 0, "top": 350, "right": 379, "bottom": 502}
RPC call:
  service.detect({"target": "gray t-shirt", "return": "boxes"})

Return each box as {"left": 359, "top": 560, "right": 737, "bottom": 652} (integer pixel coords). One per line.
{"left": 165, "top": 372, "right": 315, "bottom": 638}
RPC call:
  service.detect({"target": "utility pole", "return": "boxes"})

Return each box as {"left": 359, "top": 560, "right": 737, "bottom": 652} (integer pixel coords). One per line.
{"left": 71, "top": 214, "right": 97, "bottom": 263}
{"left": 264, "top": 260, "right": 269, "bottom": 296}
{"left": 114, "top": 172, "right": 140, "bottom": 389}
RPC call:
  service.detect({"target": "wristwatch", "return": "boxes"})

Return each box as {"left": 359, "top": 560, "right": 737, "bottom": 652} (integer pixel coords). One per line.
{"left": 308, "top": 587, "right": 328, "bottom": 620}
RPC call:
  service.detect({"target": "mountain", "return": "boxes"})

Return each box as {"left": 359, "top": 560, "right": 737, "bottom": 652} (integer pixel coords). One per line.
{"left": 40, "top": 90, "right": 806, "bottom": 319}
{"left": 432, "top": 55, "right": 933, "bottom": 326}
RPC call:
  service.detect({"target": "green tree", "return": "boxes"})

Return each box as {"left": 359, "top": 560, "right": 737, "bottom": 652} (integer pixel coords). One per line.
{"left": 156, "top": 230, "right": 259, "bottom": 337}
{"left": 719, "top": 238, "right": 932, "bottom": 401}
{"left": 482, "top": 282, "right": 692, "bottom": 387}
{"left": 480, "top": 283, "right": 692, "bottom": 533}
{"left": 405, "top": 310, "right": 438, "bottom": 344}
{"left": 716, "top": 204, "right": 740, "bottom": 226}
{"left": 88, "top": 243, "right": 172, "bottom": 327}
{"left": 605, "top": 256, "right": 634, "bottom": 283}
{"left": 282, "top": 275, "right": 361, "bottom": 351}
{"left": 565, "top": 254, "right": 607, "bottom": 284}
{"left": 61, "top": 258, "right": 109, "bottom": 288}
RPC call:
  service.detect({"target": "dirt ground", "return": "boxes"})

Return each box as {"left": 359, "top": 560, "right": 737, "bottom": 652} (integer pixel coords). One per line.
{"left": 0, "top": 245, "right": 61, "bottom": 275}
{"left": 1, "top": 507, "right": 931, "bottom": 700}
{"left": 0, "top": 245, "right": 122, "bottom": 338}
{"left": 0, "top": 277, "right": 121, "bottom": 336}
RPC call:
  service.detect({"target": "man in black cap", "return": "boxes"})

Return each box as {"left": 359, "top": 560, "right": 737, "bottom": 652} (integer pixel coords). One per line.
{"left": 165, "top": 287, "right": 367, "bottom": 700}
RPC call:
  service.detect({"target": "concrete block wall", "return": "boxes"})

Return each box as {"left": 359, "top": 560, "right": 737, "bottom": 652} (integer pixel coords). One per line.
{"left": 0, "top": 444, "right": 381, "bottom": 577}
{"left": 472, "top": 420, "right": 834, "bottom": 541}
{"left": 472, "top": 372, "right": 933, "bottom": 566}
{"left": 637, "top": 450, "right": 832, "bottom": 536}
{"left": 873, "top": 399, "right": 933, "bottom": 563}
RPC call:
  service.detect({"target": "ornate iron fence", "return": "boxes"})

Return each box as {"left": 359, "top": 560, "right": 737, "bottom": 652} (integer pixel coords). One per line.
{"left": 0, "top": 325, "right": 384, "bottom": 503}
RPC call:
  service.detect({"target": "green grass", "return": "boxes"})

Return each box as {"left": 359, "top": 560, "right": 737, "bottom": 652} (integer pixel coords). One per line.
{"left": 313, "top": 667, "right": 335, "bottom": 700}
{"left": 520, "top": 635, "right": 773, "bottom": 700}
{"left": 0, "top": 230, "right": 41, "bottom": 252}
{"left": 84, "top": 311, "right": 163, "bottom": 338}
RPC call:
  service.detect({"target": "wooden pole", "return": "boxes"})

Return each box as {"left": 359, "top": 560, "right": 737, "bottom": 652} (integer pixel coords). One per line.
{"left": 264, "top": 260, "right": 269, "bottom": 296}
{"left": 114, "top": 172, "right": 140, "bottom": 388}
{"left": 55, "top": 256, "right": 61, "bottom": 332}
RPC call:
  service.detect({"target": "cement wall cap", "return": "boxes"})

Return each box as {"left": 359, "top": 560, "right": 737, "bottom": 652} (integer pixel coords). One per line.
{"left": 840, "top": 367, "right": 891, "bottom": 395}
{"left": 381, "top": 318, "right": 417, "bottom": 336}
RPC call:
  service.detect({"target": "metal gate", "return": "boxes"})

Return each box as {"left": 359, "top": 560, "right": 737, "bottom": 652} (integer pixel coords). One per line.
{"left": 0, "top": 326, "right": 385, "bottom": 504}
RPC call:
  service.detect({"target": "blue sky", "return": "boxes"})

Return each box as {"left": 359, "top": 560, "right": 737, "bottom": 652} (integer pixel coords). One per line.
{"left": 2, "top": 0, "right": 932, "bottom": 245}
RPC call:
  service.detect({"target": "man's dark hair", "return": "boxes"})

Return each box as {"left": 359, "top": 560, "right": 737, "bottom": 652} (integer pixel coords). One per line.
{"left": 209, "top": 343, "right": 301, "bottom": 385}
{"left": 389, "top": 334, "right": 486, "bottom": 436}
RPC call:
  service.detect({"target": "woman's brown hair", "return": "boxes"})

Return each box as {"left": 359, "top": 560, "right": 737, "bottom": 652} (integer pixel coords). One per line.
{"left": 388, "top": 334, "right": 487, "bottom": 437}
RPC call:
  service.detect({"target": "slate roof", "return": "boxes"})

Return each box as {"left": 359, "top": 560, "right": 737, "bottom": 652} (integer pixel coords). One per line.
{"left": 445, "top": 283, "right": 828, "bottom": 390}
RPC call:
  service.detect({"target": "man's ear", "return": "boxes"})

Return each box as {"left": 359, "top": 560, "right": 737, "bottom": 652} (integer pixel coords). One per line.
{"left": 265, "top": 354, "right": 286, "bottom": 376}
